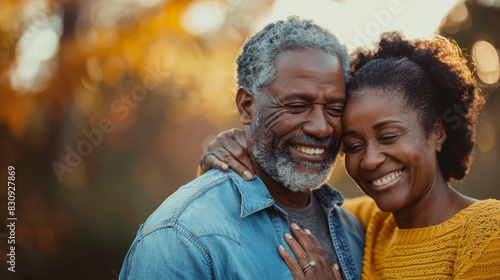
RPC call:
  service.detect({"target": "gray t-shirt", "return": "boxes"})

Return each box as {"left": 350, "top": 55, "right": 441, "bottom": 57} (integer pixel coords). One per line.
{"left": 279, "top": 194, "right": 338, "bottom": 264}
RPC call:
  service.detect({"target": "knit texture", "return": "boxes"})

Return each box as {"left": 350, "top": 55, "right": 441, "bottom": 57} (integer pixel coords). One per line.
{"left": 343, "top": 196, "right": 500, "bottom": 279}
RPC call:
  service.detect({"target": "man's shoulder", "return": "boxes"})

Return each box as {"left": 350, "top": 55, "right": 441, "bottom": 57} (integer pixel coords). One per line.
{"left": 139, "top": 169, "right": 269, "bottom": 238}
{"left": 144, "top": 169, "right": 237, "bottom": 225}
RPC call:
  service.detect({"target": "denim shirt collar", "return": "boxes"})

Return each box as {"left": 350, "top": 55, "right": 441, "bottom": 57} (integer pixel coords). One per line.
{"left": 226, "top": 170, "right": 345, "bottom": 218}
{"left": 226, "top": 170, "right": 275, "bottom": 218}
{"left": 312, "top": 183, "right": 346, "bottom": 208}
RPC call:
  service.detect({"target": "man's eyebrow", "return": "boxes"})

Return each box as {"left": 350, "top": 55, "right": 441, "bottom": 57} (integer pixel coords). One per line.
{"left": 282, "top": 94, "right": 345, "bottom": 104}
{"left": 325, "top": 97, "right": 346, "bottom": 104}
{"left": 282, "top": 94, "right": 312, "bottom": 102}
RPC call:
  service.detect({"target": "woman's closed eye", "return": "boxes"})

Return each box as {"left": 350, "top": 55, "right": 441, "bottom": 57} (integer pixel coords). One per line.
{"left": 343, "top": 139, "right": 364, "bottom": 153}
{"left": 378, "top": 133, "right": 401, "bottom": 144}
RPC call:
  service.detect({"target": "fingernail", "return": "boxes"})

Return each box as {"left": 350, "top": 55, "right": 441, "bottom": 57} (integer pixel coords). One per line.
{"left": 243, "top": 170, "right": 253, "bottom": 180}
{"left": 304, "top": 229, "right": 311, "bottom": 235}
{"left": 291, "top": 223, "right": 299, "bottom": 230}
{"left": 334, "top": 263, "right": 339, "bottom": 270}
{"left": 221, "top": 163, "right": 228, "bottom": 170}
{"left": 278, "top": 245, "right": 285, "bottom": 251}
{"left": 285, "top": 233, "right": 293, "bottom": 240}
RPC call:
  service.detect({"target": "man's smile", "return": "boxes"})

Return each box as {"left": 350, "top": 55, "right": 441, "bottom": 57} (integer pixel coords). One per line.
{"left": 294, "top": 145, "right": 326, "bottom": 155}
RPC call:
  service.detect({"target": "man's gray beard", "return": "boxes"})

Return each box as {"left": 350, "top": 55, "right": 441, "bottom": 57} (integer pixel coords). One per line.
{"left": 251, "top": 110, "right": 337, "bottom": 193}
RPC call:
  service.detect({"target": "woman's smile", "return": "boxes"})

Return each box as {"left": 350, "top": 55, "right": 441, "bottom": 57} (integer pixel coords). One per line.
{"left": 370, "top": 168, "right": 405, "bottom": 188}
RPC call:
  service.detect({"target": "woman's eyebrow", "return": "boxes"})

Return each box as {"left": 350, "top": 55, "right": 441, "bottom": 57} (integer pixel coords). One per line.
{"left": 373, "top": 120, "right": 403, "bottom": 130}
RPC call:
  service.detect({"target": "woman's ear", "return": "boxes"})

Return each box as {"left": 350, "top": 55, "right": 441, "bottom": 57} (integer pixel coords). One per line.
{"left": 433, "top": 120, "right": 447, "bottom": 152}
{"left": 236, "top": 88, "right": 254, "bottom": 125}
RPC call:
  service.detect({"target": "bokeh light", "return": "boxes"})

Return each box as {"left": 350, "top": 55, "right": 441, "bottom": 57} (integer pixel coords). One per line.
{"left": 9, "top": 2, "right": 62, "bottom": 93}
{"left": 181, "top": 1, "right": 225, "bottom": 36}
{"left": 263, "top": 0, "right": 463, "bottom": 49}
{"left": 472, "top": 40, "right": 500, "bottom": 84}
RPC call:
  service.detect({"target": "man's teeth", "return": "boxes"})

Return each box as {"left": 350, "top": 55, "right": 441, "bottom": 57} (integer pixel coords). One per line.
{"left": 372, "top": 170, "right": 403, "bottom": 187}
{"left": 296, "top": 146, "right": 325, "bottom": 155}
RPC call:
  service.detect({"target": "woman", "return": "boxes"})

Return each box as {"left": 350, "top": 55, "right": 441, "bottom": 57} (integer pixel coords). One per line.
{"left": 199, "top": 32, "right": 500, "bottom": 278}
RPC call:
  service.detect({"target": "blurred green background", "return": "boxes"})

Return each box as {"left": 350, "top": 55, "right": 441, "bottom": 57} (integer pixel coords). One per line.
{"left": 0, "top": 0, "right": 499, "bottom": 279}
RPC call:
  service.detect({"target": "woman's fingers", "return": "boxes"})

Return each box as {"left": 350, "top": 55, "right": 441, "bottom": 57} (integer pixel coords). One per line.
{"left": 292, "top": 224, "right": 332, "bottom": 269}
{"left": 199, "top": 129, "right": 254, "bottom": 180}
{"left": 285, "top": 229, "right": 314, "bottom": 267}
{"left": 199, "top": 154, "right": 228, "bottom": 173}
{"left": 301, "top": 228, "right": 342, "bottom": 279}
{"left": 302, "top": 228, "right": 330, "bottom": 271}
{"left": 281, "top": 224, "right": 322, "bottom": 279}
{"left": 280, "top": 232, "right": 318, "bottom": 279}
{"left": 278, "top": 245, "right": 307, "bottom": 280}
{"left": 282, "top": 224, "right": 340, "bottom": 280}
{"left": 218, "top": 129, "right": 254, "bottom": 179}
{"left": 331, "top": 263, "right": 342, "bottom": 280}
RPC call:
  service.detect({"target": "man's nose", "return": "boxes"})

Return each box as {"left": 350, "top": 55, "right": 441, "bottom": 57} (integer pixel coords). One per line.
{"left": 302, "top": 106, "right": 334, "bottom": 139}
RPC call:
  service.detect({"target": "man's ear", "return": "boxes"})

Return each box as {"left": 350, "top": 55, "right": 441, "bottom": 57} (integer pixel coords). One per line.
{"left": 236, "top": 88, "right": 255, "bottom": 125}
{"left": 433, "top": 120, "right": 447, "bottom": 152}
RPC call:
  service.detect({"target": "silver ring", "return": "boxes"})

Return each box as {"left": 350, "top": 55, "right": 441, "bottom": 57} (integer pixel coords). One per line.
{"left": 302, "top": 260, "right": 315, "bottom": 273}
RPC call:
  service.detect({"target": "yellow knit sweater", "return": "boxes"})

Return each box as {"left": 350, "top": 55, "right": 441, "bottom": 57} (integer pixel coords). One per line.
{"left": 343, "top": 196, "right": 500, "bottom": 279}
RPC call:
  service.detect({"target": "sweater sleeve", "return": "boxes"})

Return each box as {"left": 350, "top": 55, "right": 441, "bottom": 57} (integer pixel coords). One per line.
{"left": 342, "top": 196, "right": 379, "bottom": 229}
{"left": 455, "top": 199, "right": 500, "bottom": 279}
{"left": 197, "top": 165, "right": 204, "bottom": 177}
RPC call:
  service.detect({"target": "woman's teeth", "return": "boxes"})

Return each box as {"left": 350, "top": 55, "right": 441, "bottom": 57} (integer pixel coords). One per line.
{"left": 296, "top": 146, "right": 325, "bottom": 155}
{"left": 372, "top": 170, "right": 403, "bottom": 187}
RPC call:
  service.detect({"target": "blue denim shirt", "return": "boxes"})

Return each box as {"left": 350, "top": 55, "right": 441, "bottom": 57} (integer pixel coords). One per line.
{"left": 119, "top": 169, "right": 364, "bottom": 280}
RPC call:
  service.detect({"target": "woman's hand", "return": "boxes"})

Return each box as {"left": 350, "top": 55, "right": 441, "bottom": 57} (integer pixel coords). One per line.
{"left": 199, "top": 128, "right": 255, "bottom": 180}
{"left": 278, "top": 223, "right": 343, "bottom": 280}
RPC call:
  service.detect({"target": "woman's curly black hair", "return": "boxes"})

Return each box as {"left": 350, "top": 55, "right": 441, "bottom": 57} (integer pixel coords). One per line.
{"left": 348, "top": 31, "right": 485, "bottom": 182}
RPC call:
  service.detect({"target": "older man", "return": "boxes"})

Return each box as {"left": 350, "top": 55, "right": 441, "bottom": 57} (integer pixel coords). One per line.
{"left": 119, "top": 16, "right": 364, "bottom": 280}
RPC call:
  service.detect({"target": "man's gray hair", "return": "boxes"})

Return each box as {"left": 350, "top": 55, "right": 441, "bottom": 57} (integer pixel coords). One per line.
{"left": 236, "top": 16, "right": 349, "bottom": 96}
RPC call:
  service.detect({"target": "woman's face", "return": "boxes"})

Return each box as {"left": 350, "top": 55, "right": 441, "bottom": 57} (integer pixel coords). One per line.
{"left": 342, "top": 88, "right": 446, "bottom": 212}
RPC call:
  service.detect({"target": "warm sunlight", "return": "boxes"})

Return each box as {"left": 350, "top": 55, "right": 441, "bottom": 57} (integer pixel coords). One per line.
{"left": 257, "top": 0, "right": 462, "bottom": 49}
{"left": 473, "top": 40, "right": 500, "bottom": 84}
{"left": 1, "top": 1, "right": 499, "bottom": 278}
